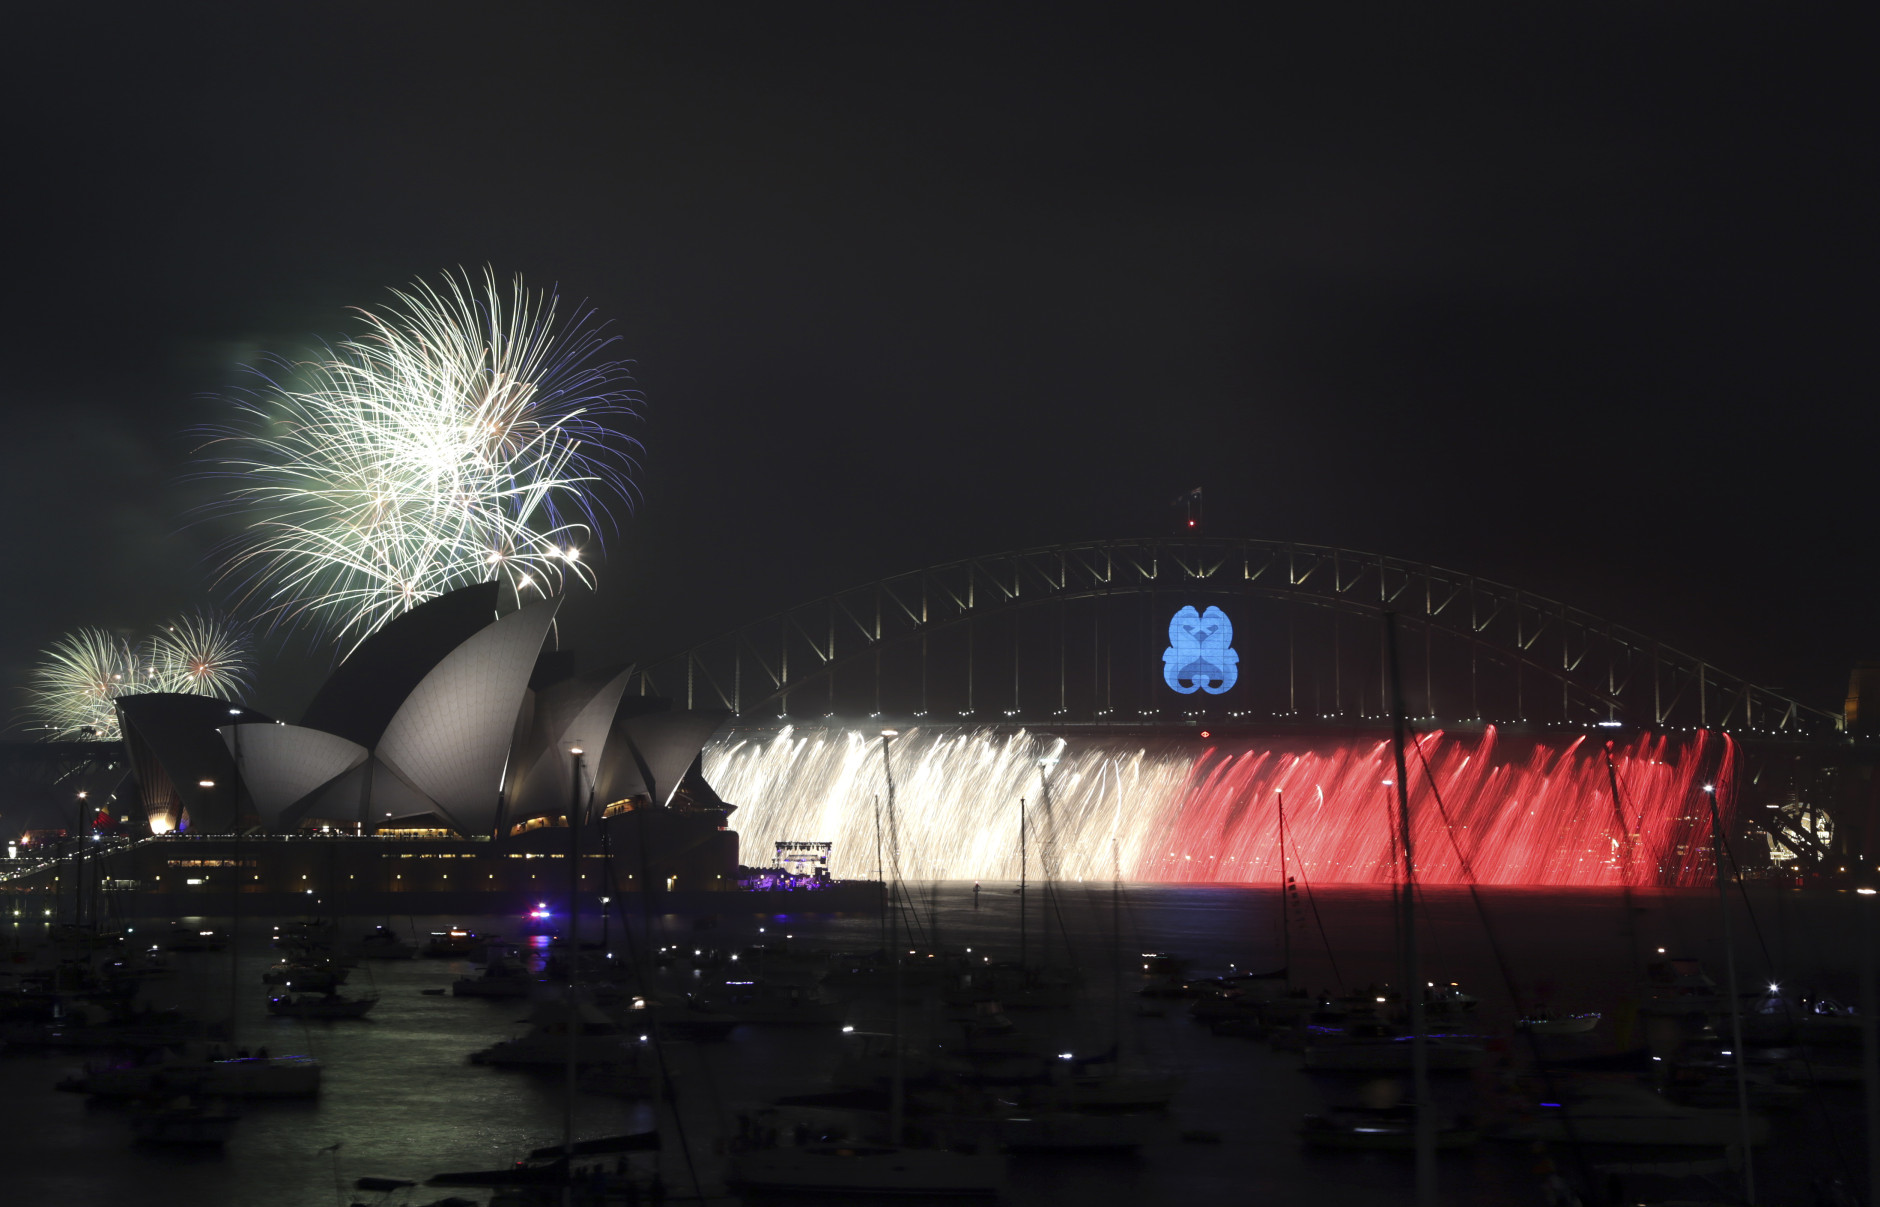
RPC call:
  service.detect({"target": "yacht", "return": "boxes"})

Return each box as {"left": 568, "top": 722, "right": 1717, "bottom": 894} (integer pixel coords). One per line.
{"left": 1518, "top": 1008, "right": 1602, "bottom": 1036}
{"left": 1506, "top": 1079, "right": 1770, "bottom": 1146}
{"left": 353, "top": 927, "right": 418, "bottom": 960}
{"left": 451, "top": 957, "right": 536, "bottom": 998}
{"left": 1300, "top": 1105, "right": 1481, "bottom": 1151}
{"left": 716, "top": 977, "right": 844, "bottom": 1026}
{"left": 266, "top": 990, "right": 379, "bottom": 1020}
{"left": 1301, "top": 1023, "right": 1486, "bottom": 1072}
{"left": 64, "top": 1046, "right": 322, "bottom": 1098}
{"left": 472, "top": 997, "right": 645, "bottom": 1067}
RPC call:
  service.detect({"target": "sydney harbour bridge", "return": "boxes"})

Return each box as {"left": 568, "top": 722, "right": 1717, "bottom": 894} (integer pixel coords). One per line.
{"left": 2, "top": 538, "right": 1866, "bottom": 890}
{"left": 626, "top": 537, "right": 1866, "bottom": 889}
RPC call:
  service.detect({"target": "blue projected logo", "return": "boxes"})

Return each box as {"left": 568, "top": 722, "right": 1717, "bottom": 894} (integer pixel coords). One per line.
{"left": 1162, "top": 605, "right": 1238, "bottom": 695}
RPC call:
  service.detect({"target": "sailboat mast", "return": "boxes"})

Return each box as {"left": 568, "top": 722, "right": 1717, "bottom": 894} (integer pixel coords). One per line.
{"left": 879, "top": 730, "right": 904, "bottom": 1148}
{"left": 1384, "top": 613, "right": 1435, "bottom": 1206}
{"left": 1705, "top": 784, "right": 1756, "bottom": 1204}
{"left": 1277, "top": 789, "right": 1290, "bottom": 975}
{"left": 1018, "top": 796, "right": 1028, "bottom": 972}
{"left": 565, "top": 746, "right": 584, "bottom": 1174}
{"left": 1603, "top": 744, "right": 1643, "bottom": 977}
{"left": 874, "top": 794, "right": 886, "bottom": 955}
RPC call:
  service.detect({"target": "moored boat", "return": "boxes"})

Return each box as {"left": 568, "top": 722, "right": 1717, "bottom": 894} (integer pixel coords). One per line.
{"left": 266, "top": 990, "right": 379, "bottom": 1020}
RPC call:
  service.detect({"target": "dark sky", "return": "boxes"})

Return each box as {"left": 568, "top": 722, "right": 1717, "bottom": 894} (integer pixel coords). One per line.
{"left": 1, "top": 4, "right": 1870, "bottom": 723}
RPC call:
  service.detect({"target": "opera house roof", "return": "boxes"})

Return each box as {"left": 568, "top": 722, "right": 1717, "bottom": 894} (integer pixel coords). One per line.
{"left": 113, "top": 584, "right": 730, "bottom": 838}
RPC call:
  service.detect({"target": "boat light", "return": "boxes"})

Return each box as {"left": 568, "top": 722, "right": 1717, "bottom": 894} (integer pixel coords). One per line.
{"left": 1059, "top": 1052, "right": 1073, "bottom": 1060}
{"left": 842, "top": 1025, "right": 854, "bottom": 1033}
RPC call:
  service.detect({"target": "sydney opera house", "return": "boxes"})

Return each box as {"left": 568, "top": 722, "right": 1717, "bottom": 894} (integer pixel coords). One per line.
{"left": 9, "top": 585, "right": 744, "bottom": 912}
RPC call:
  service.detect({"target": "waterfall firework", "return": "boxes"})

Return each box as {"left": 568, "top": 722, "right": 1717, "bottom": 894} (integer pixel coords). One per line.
{"left": 24, "top": 615, "right": 254, "bottom": 741}
{"left": 207, "top": 268, "right": 640, "bottom": 653}
{"left": 704, "top": 724, "right": 1738, "bottom": 887}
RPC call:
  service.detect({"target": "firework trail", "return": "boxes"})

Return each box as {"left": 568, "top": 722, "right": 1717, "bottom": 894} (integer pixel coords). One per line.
{"left": 704, "top": 724, "right": 1739, "bottom": 887}
{"left": 24, "top": 615, "right": 255, "bottom": 741}
{"left": 207, "top": 268, "right": 639, "bottom": 653}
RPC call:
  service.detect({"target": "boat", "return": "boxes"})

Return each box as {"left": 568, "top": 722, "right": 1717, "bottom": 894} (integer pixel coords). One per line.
{"left": 1505, "top": 1079, "right": 1771, "bottom": 1146}
{"left": 353, "top": 927, "right": 418, "bottom": 960}
{"left": 65, "top": 1047, "right": 322, "bottom": 1098}
{"left": 423, "top": 929, "right": 485, "bottom": 958}
{"left": 1053, "top": 1053, "right": 1181, "bottom": 1111}
{"left": 1301, "top": 1024, "right": 1486, "bottom": 1073}
{"left": 627, "top": 992, "right": 738, "bottom": 1041}
{"left": 162, "top": 927, "right": 228, "bottom": 953}
{"left": 127, "top": 1095, "right": 240, "bottom": 1146}
{"left": 727, "top": 732, "right": 1006, "bottom": 1198}
{"left": 451, "top": 957, "right": 536, "bottom": 998}
{"left": 266, "top": 990, "right": 379, "bottom": 1020}
{"left": 716, "top": 977, "right": 845, "bottom": 1026}
{"left": 1518, "top": 1008, "right": 1602, "bottom": 1036}
{"left": 427, "top": 1132, "right": 668, "bottom": 1197}
{"left": 1640, "top": 958, "right": 1724, "bottom": 1015}
{"left": 471, "top": 997, "right": 647, "bottom": 1067}
{"left": 261, "top": 960, "right": 348, "bottom": 993}
{"left": 1301, "top": 1105, "right": 1481, "bottom": 1151}
{"left": 994, "top": 1109, "right": 1153, "bottom": 1154}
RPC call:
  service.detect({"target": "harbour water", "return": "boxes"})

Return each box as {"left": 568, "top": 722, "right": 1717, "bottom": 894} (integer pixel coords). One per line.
{"left": 0, "top": 883, "right": 1868, "bottom": 1205}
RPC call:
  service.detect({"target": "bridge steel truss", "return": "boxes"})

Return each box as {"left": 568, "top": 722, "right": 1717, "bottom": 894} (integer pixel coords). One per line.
{"left": 628, "top": 538, "right": 1839, "bottom": 737}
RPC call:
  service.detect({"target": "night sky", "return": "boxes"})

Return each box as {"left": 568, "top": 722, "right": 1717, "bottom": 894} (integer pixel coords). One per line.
{"left": 1, "top": 4, "right": 1870, "bottom": 723}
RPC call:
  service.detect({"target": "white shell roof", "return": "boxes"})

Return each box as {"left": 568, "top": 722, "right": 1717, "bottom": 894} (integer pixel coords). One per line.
{"left": 510, "top": 664, "right": 637, "bottom": 825}
{"left": 220, "top": 723, "right": 369, "bottom": 831}
{"left": 377, "top": 596, "right": 561, "bottom": 836}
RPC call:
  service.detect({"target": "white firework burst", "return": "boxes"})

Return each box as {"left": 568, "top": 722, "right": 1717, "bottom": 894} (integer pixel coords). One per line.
{"left": 27, "top": 628, "right": 139, "bottom": 741}
{"left": 24, "top": 616, "right": 256, "bottom": 741}
{"left": 147, "top": 612, "right": 255, "bottom": 699}
{"left": 207, "top": 268, "right": 639, "bottom": 653}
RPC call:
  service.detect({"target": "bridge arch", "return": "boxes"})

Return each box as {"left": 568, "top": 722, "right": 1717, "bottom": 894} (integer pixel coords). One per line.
{"left": 629, "top": 537, "right": 1836, "bottom": 736}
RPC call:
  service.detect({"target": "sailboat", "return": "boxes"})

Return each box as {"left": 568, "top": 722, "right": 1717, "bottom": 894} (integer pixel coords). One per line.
{"left": 725, "top": 729, "right": 1005, "bottom": 1197}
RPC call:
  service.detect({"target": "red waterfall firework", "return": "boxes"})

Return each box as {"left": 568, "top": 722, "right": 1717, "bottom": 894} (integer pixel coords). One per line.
{"left": 1146, "top": 727, "right": 1736, "bottom": 887}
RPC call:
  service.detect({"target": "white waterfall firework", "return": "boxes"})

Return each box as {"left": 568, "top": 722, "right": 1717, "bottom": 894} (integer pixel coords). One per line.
{"left": 705, "top": 723, "right": 1731, "bottom": 888}
{"left": 25, "top": 615, "right": 254, "bottom": 741}
{"left": 703, "top": 725, "right": 1195, "bottom": 883}
{"left": 208, "top": 268, "right": 639, "bottom": 653}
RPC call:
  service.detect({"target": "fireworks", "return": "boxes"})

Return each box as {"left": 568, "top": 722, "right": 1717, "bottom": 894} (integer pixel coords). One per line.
{"left": 207, "top": 268, "right": 639, "bottom": 653}
{"left": 24, "top": 615, "right": 254, "bottom": 741}
{"left": 27, "top": 629, "right": 138, "bottom": 740}
{"left": 147, "top": 612, "right": 255, "bottom": 699}
{"left": 704, "top": 724, "right": 1738, "bottom": 887}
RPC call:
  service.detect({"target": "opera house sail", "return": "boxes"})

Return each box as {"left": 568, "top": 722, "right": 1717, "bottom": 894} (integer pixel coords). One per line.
{"left": 68, "top": 584, "right": 740, "bottom": 907}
